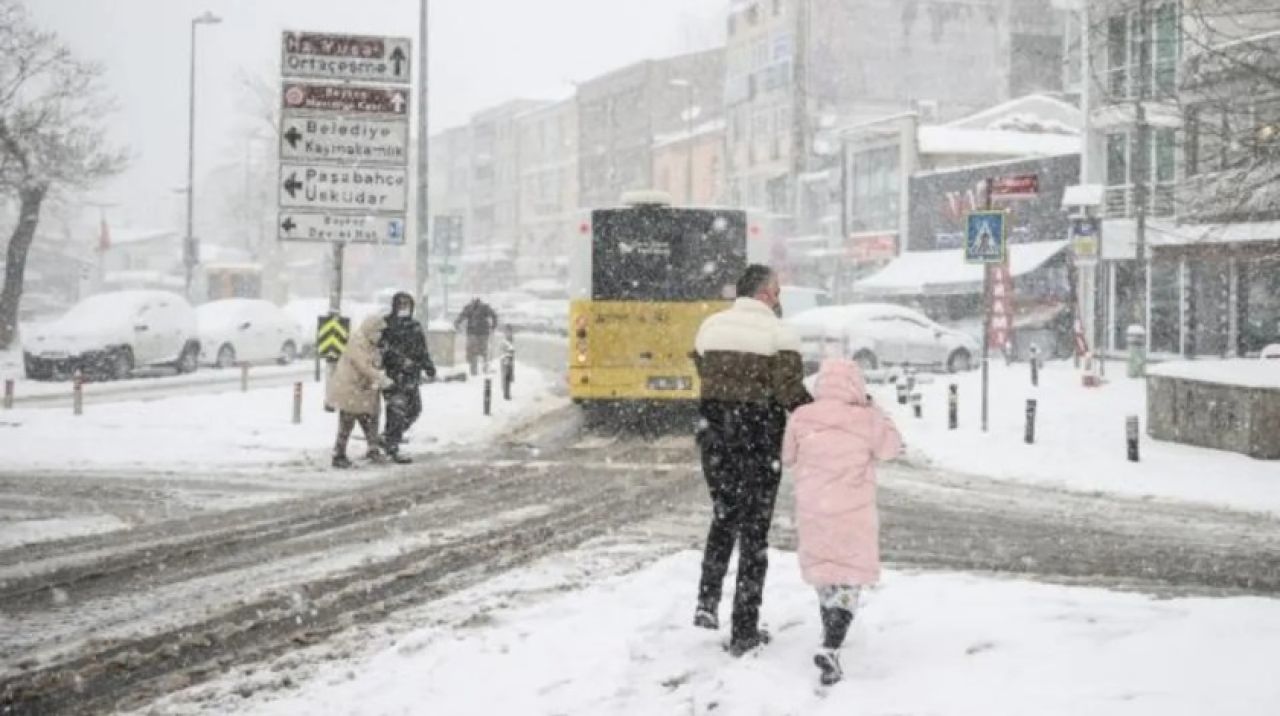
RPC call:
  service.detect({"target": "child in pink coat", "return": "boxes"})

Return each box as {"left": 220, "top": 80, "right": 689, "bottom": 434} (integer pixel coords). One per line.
{"left": 782, "top": 358, "right": 902, "bottom": 686}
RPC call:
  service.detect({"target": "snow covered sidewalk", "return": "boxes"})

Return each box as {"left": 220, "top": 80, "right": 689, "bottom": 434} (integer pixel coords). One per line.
{"left": 212, "top": 550, "right": 1280, "bottom": 716}
{"left": 1, "top": 364, "right": 555, "bottom": 474}
{"left": 877, "top": 360, "right": 1280, "bottom": 516}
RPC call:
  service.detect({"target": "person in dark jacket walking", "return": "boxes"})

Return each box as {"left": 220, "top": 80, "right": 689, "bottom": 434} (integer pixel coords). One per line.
{"left": 692, "top": 264, "right": 812, "bottom": 657}
{"left": 379, "top": 292, "right": 436, "bottom": 464}
{"left": 455, "top": 297, "right": 498, "bottom": 375}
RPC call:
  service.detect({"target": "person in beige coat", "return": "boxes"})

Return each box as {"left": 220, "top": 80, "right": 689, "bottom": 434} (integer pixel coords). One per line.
{"left": 326, "top": 314, "right": 393, "bottom": 468}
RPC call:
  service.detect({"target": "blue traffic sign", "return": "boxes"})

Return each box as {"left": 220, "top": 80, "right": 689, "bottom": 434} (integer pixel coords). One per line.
{"left": 965, "top": 211, "right": 1007, "bottom": 264}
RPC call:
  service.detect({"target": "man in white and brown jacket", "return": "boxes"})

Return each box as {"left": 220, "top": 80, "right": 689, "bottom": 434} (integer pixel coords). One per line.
{"left": 692, "top": 264, "right": 812, "bottom": 656}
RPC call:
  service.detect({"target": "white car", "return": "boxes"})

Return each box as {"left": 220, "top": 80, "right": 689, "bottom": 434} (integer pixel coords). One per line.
{"left": 786, "top": 303, "right": 980, "bottom": 373}
{"left": 505, "top": 298, "right": 569, "bottom": 334}
{"left": 24, "top": 290, "right": 201, "bottom": 380}
{"left": 197, "top": 299, "right": 304, "bottom": 368}
{"left": 780, "top": 285, "right": 831, "bottom": 318}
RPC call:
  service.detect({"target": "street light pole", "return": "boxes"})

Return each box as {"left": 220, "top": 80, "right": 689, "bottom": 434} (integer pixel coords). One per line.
{"left": 185, "top": 11, "right": 221, "bottom": 301}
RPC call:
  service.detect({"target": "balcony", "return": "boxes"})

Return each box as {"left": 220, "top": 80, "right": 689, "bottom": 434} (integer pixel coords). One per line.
{"left": 1104, "top": 183, "right": 1176, "bottom": 219}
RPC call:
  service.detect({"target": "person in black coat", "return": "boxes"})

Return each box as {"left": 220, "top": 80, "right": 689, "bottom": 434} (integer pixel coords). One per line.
{"left": 455, "top": 298, "right": 498, "bottom": 375}
{"left": 379, "top": 292, "right": 436, "bottom": 463}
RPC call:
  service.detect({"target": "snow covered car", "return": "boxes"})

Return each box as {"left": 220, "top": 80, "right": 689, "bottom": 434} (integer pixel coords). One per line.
{"left": 505, "top": 298, "right": 569, "bottom": 334}
{"left": 780, "top": 285, "right": 831, "bottom": 318}
{"left": 23, "top": 290, "right": 201, "bottom": 380}
{"left": 197, "top": 299, "right": 304, "bottom": 368}
{"left": 786, "top": 303, "right": 980, "bottom": 373}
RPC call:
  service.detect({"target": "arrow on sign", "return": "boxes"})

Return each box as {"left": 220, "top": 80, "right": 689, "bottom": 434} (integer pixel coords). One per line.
{"left": 281, "top": 217, "right": 297, "bottom": 234}
{"left": 283, "top": 126, "right": 303, "bottom": 149}
{"left": 283, "top": 173, "right": 303, "bottom": 199}
{"left": 390, "top": 91, "right": 406, "bottom": 114}
{"left": 389, "top": 46, "right": 407, "bottom": 76}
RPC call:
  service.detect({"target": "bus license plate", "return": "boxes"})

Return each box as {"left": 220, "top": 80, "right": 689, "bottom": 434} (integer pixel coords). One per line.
{"left": 647, "top": 376, "right": 692, "bottom": 391}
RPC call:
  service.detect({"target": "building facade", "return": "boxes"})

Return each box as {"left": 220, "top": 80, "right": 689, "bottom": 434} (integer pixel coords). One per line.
{"left": 652, "top": 120, "right": 726, "bottom": 206}
{"left": 577, "top": 48, "right": 724, "bottom": 209}
{"left": 1079, "top": 0, "right": 1280, "bottom": 358}
{"left": 723, "top": 0, "right": 1068, "bottom": 264}
{"left": 516, "top": 98, "right": 579, "bottom": 282}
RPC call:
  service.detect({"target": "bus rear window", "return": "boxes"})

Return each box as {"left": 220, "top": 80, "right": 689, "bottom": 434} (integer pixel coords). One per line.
{"left": 591, "top": 207, "right": 746, "bottom": 302}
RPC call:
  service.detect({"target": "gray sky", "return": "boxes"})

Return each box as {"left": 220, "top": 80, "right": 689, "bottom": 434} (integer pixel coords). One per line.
{"left": 29, "top": 0, "right": 724, "bottom": 227}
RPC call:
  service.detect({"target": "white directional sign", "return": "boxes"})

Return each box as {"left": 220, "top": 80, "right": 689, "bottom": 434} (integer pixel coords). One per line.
{"left": 278, "top": 31, "right": 413, "bottom": 244}
{"left": 278, "top": 211, "right": 406, "bottom": 245}
{"left": 279, "top": 115, "right": 409, "bottom": 165}
{"left": 279, "top": 163, "right": 408, "bottom": 213}
{"left": 281, "top": 31, "right": 412, "bottom": 85}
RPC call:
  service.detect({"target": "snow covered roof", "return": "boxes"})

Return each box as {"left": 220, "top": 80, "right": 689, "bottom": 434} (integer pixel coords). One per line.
{"left": 945, "top": 95, "right": 1082, "bottom": 133}
{"left": 854, "top": 240, "right": 1069, "bottom": 297}
{"left": 1104, "top": 219, "right": 1280, "bottom": 249}
{"left": 918, "top": 127, "right": 1081, "bottom": 158}
{"left": 1149, "top": 360, "right": 1280, "bottom": 390}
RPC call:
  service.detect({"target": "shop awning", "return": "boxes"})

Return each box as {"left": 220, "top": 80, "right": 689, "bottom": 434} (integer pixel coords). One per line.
{"left": 854, "top": 240, "right": 1069, "bottom": 297}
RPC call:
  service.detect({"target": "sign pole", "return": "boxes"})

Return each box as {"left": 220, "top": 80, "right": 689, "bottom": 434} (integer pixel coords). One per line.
{"left": 416, "top": 0, "right": 431, "bottom": 319}
{"left": 981, "top": 178, "right": 993, "bottom": 433}
{"left": 329, "top": 242, "right": 345, "bottom": 317}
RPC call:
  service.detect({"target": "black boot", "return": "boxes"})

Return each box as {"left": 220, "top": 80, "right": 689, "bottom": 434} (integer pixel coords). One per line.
{"left": 693, "top": 603, "right": 718, "bottom": 630}
{"left": 821, "top": 606, "right": 853, "bottom": 650}
{"left": 814, "top": 649, "right": 843, "bottom": 686}
{"left": 386, "top": 445, "right": 413, "bottom": 464}
{"left": 332, "top": 454, "right": 353, "bottom": 469}
{"left": 726, "top": 628, "right": 771, "bottom": 657}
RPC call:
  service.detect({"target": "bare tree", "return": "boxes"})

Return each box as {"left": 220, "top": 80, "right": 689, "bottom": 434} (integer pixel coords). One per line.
{"left": 1177, "top": 0, "right": 1280, "bottom": 223}
{"left": 0, "top": 0, "right": 126, "bottom": 349}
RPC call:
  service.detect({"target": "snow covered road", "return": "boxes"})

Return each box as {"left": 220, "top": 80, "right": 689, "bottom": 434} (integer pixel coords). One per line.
{"left": 3, "top": 406, "right": 1279, "bottom": 713}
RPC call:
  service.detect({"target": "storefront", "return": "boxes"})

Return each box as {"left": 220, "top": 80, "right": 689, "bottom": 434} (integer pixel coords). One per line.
{"left": 1100, "top": 220, "right": 1280, "bottom": 359}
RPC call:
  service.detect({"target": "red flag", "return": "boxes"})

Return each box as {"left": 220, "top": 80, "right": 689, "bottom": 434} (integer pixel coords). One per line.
{"left": 98, "top": 218, "right": 111, "bottom": 252}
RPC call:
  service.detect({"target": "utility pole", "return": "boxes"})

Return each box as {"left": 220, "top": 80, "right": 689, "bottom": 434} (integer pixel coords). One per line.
{"left": 1133, "top": 0, "right": 1150, "bottom": 335}
{"left": 416, "top": 0, "right": 431, "bottom": 317}
{"left": 791, "top": 0, "right": 810, "bottom": 235}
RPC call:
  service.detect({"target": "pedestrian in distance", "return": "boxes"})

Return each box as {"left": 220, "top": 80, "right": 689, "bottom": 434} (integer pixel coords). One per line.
{"left": 379, "top": 292, "right": 437, "bottom": 464}
{"left": 326, "top": 314, "right": 394, "bottom": 468}
{"left": 782, "top": 358, "right": 903, "bottom": 686}
{"left": 692, "top": 264, "right": 812, "bottom": 657}
{"left": 455, "top": 297, "right": 498, "bottom": 376}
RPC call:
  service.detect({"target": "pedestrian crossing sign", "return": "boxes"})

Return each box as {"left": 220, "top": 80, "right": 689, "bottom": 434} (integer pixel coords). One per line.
{"left": 965, "top": 211, "right": 1007, "bottom": 264}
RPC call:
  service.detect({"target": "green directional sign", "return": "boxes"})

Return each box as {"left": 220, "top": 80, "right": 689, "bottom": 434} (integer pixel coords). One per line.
{"left": 316, "top": 314, "right": 351, "bottom": 362}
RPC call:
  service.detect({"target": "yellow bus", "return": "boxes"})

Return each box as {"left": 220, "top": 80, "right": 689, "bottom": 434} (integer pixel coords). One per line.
{"left": 568, "top": 194, "right": 764, "bottom": 417}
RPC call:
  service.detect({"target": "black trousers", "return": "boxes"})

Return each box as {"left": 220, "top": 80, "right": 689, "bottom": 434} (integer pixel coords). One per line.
{"left": 383, "top": 386, "right": 422, "bottom": 450}
{"left": 696, "top": 401, "right": 785, "bottom": 643}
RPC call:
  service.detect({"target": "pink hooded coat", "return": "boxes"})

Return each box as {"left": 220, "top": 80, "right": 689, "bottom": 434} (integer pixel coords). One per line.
{"left": 783, "top": 359, "right": 903, "bottom": 587}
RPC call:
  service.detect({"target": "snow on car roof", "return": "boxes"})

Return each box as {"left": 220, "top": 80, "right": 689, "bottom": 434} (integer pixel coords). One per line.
{"left": 786, "top": 303, "right": 924, "bottom": 335}
{"left": 197, "top": 299, "right": 271, "bottom": 326}
{"left": 57, "top": 291, "right": 183, "bottom": 330}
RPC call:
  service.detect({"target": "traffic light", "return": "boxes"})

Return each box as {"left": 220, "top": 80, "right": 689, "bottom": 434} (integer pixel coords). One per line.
{"left": 433, "top": 215, "right": 464, "bottom": 255}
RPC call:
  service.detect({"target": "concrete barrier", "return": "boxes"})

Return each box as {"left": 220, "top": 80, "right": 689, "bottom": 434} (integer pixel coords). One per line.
{"left": 1148, "top": 369, "right": 1280, "bottom": 460}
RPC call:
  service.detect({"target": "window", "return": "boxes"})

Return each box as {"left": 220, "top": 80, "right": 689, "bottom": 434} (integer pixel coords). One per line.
{"left": 1106, "top": 14, "right": 1128, "bottom": 98}
{"left": 1106, "top": 133, "right": 1128, "bottom": 186}
{"left": 1104, "top": 3, "right": 1180, "bottom": 100}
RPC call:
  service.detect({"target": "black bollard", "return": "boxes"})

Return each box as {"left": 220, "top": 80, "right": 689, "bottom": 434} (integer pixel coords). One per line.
{"left": 484, "top": 377, "right": 492, "bottom": 416}
{"left": 1030, "top": 346, "right": 1040, "bottom": 387}
{"left": 911, "top": 392, "right": 922, "bottom": 419}
{"left": 502, "top": 357, "right": 513, "bottom": 401}
{"left": 948, "top": 384, "right": 958, "bottom": 430}
{"left": 896, "top": 380, "right": 908, "bottom": 405}
{"left": 1025, "top": 398, "right": 1037, "bottom": 444}
{"left": 1126, "top": 415, "right": 1140, "bottom": 462}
